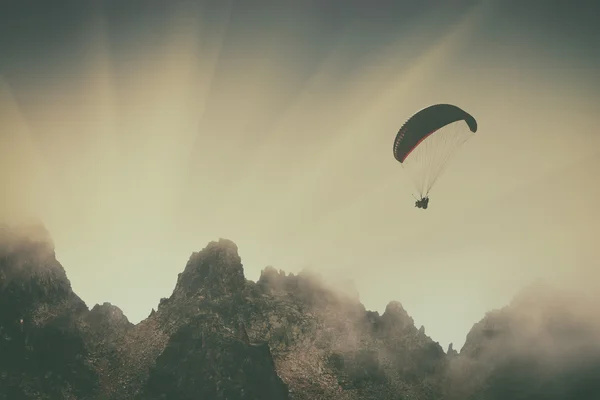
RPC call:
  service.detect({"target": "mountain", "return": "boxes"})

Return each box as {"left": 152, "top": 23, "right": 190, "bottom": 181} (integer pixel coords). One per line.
{"left": 445, "top": 283, "right": 600, "bottom": 400}
{"left": 1, "top": 223, "right": 599, "bottom": 399}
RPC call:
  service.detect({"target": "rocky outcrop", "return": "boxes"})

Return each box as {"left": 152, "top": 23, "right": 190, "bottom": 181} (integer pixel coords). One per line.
{"left": 446, "top": 343, "right": 458, "bottom": 357}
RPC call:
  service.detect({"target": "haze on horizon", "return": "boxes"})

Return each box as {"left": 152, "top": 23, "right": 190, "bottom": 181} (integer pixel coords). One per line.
{"left": 1, "top": 0, "right": 599, "bottom": 350}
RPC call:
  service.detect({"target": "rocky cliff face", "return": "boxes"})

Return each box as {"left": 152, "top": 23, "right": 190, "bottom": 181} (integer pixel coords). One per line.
{"left": 1, "top": 224, "right": 599, "bottom": 399}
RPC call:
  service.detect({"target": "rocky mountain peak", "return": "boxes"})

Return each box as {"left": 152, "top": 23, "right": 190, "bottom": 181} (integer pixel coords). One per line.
{"left": 87, "top": 302, "right": 132, "bottom": 332}
{"left": 447, "top": 342, "right": 458, "bottom": 356}
{"left": 0, "top": 223, "right": 69, "bottom": 287}
{"left": 0, "top": 223, "right": 84, "bottom": 329}
{"left": 172, "top": 238, "right": 245, "bottom": 299}
{"left": 381, "top": 301, "right": 415, "bottom": 332}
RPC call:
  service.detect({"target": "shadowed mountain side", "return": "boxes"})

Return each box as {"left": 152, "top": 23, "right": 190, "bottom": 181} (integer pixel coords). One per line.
{"left": 1, "top": 223, "right": 599, "bottom": 399}
{"left": 0, "top": 224, "right": 97, "bottom": 400}
{"left": 140, "top": 315, "right": 289, "bottom": 400}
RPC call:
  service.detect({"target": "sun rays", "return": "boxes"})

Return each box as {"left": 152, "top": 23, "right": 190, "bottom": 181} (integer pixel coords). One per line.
{"left": 0, "top": 0, "right": 540, "bottom": 311}
{"left": 1, "top": 3, "right": 482, "bottom": 311}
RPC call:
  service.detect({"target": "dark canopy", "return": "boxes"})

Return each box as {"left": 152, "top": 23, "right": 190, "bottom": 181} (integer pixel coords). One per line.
{"left": 393, "top": 104, "right": 478, "bottom": 163}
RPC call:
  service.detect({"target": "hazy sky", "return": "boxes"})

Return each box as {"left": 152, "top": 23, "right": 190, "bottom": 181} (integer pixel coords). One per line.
{"left": 2, "top": 0, "right": 599, "bottom": 350}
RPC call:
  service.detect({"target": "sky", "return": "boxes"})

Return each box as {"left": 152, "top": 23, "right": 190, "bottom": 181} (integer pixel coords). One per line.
{"left": 1, "top": 0, "right": 599, "bottom": 351}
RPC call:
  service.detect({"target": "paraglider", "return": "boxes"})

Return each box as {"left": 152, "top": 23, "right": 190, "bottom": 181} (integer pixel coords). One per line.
{"left": 393, "top": 104, "right": 478, "bottom": 209}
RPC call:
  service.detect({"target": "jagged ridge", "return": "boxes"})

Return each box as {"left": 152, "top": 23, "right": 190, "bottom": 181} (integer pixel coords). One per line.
{"left": 1, "top": 224, "right": 600, "bottom": 400}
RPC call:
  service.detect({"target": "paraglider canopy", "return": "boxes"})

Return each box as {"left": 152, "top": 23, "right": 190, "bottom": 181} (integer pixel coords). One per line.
{"left": 393, "top": 104, "right": 477, "bottom": 163}
{"left": 393, "top": 103, "right": 478, "bottom": 199}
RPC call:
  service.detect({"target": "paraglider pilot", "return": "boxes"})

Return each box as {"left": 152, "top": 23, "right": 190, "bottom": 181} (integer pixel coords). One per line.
{"left": 393, "top": 104, "right": 478, "bottom": 210}
{"left": 415, "top": 196, "right": 429, "bottom": 209}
